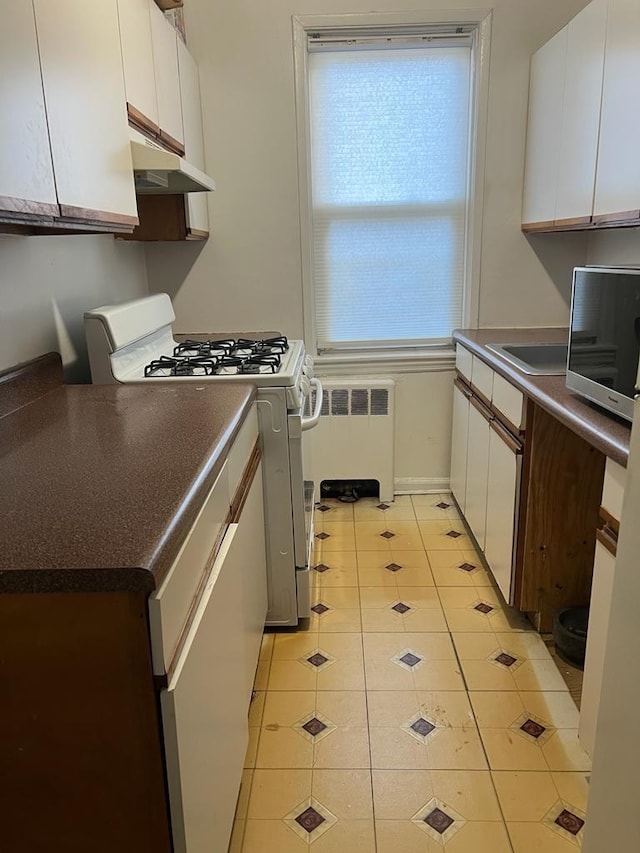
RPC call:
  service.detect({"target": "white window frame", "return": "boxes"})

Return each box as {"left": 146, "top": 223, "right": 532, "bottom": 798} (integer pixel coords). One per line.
{"left": 292, "top": 10, "right": 491, "bottom": 374}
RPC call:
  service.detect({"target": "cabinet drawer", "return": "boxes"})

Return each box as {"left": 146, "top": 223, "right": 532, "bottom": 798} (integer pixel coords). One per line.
{"left": 602, "top": 458, "right": 626, "bottom": 521}
{"left": 455, "top": 344, "right": 473, "bottom": 382}
{"left": 149, "top": 461, "right": 230, "bottom": 675}
{"left": 492, "top": 372, "right": 525, "bottom": 431}
{"left": 227, "top": 403, "right": 259, "bottom": 500}
{"left": 471, "top": 355, "right": 494, "bottom": 402}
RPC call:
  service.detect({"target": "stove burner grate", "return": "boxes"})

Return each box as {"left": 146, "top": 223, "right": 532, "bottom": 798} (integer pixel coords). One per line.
{"left": 173, "top": 339, "right": 231, "bottom": 358}
{"left": 239, "top": 354, "right": 281, "bottom": 374}
{"left": 144, "top": 355, "right": 219, "bottom": 377}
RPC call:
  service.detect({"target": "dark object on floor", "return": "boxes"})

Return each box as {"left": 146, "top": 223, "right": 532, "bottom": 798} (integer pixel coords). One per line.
{"left": 320, "top": 479, "right": 379, "bottom": 502}
{"left": 553, "top": 606, "right": 589, "bottom": 667}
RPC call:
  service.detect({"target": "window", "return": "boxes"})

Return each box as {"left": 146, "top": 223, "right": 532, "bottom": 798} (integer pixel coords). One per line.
{"left": 298, "top": 22, "right": 481, "bottom": 357}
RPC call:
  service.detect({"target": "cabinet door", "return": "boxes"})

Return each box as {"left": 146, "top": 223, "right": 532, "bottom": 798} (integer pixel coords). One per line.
{"left": 33, "top": 0, "right": 138, "bottom": 226}
{"left": 450, "top": 382, "right": 470, "bottom": 514}
{"left": 485, "top": 423, "right": 520, "bottom": 603}
{"left": 0, "top": 2, "right": 58, "bottom": 220}
{"left": 521, "top": 27, "right": 567, "bottom": 226}
{"left": 238, "top": 462, "right": 268, "bottom": 703}
{"left": 593, "top": 0, "right": 640, "bottom": 220}
{"left": 177, "top": 39, "right": 209, "bottom": 236}
{"left": 117, "top": 0, "right": 159, "bottom": 134}
{"left": 465, "top": 400, "right": 491, "bottom": 550}
{"left": 150, "top": 2, "right": 184, "bottom": 152}
{"left": 555, "top": 0, "right": 607, "bottom": 223}
{"left": 161, "top": 524, "right": 247, "bottom": 853}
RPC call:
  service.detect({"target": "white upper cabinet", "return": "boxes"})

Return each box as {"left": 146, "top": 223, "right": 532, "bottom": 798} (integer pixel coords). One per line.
{"left": 0, "top": 2, "right": 58, "bottom": 218}
{"left": 177, "top": 39, "right": 209, "bottom": 235}
{"left": 33, "top": 0, "right": 137, "bottom": 224}
{"left": 150, "top": 2, "right": 184, "bottom": 151}
{"left": 555, "top": 0, "right": 607, "bottom": 223}
{"left": 117, "top": 0, "right": 159, "bottom": 133}
{"left": 521, "top": 27, "right": 567, "bottom": 226}
{"left": 593, "top": 0, "right": 640, "bottom": 220}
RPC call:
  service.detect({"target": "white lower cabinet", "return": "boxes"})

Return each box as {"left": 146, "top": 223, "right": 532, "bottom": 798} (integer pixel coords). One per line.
{"left": 465, "top": 400, "right": 491, "bottom": 551}
{"left": 485, "top": 422, "right": 521, "bottom": 603}
{"left": 450, "top": 380, "right": 470, "bottom": 513}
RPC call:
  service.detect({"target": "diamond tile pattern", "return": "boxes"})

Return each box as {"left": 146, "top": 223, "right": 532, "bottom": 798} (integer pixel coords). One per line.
{"left": 315, "top": 531, "right": 330, "bottom": 540}
{"left": 295, "top": 805, "right": 325, "bottom": 833}
{"left": 554, "top": 808, "right": 585, "bottom": 835}
{"left": 377, "top": 503, "right": 390, "bottom": 510}
{"left": 474, "top": 602, "right": 494, "bottom": 614}
{"left": 424, "top": 806, "right": 455, "bottom": 834}
{"left": 307, "top": 653, "right": 329, "bottom": 668}
{"left": 520, "top": 718, "right": 547, "bottom": 739}
{"left": 436, "top": 501, "right": 451, "bottom": 509}
{"left": 459, "top": 562, "right": 476, "bottom": 572}
{"left": 301, "top": 717, "right": 328, "bottom": 737}
{"left": 446, "top": 529, "right": 462, "bottom": 538}
{"left": 316, "top": 504, "right": 332, "bottom": 512}
{"left": 313, "top": 563, "right": 330, "bottom": 573}
{"left": 391, "top": 602, "right": 411, "bottom": 614}
{"left": 380, "top": 530, "right": 395, "bottom": 539}
{"left": 385, "top": 562, "right": 403, "bottom": 572}
{"left": 495, "top": 652, "right": 518, "bottom": 667}
{"left": 410, "top": 717, "right": 436, "bottom": 738}
{"left": 399, "top": 652, "right": 422, "bottom": 668}
{"left": 311, "top": 603, "right": 330, "bottom": 615}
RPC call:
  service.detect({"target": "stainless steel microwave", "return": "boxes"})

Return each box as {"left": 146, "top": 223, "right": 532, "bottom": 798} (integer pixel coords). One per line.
{"left": 567, "top": 266, "right": 640, "bottom": 422}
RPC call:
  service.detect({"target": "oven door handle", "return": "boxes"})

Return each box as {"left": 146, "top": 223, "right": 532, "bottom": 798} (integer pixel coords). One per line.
{"left": 301, "top": 378, "right": 323, "bottom": 431}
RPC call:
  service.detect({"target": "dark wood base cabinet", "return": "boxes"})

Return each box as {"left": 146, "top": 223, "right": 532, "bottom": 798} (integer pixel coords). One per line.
{"left": 515, "top": 401, "right": 606, "bottom": 632}
{"left": 0, "top": 591, "right": 171, "bottom": 853}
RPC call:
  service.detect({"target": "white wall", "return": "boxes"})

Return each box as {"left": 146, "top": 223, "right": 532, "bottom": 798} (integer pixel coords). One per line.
{"left": 587, "top": 228, "right": 640, "bottom": 266}
{"left": 0, "top": 236, "right": 148, "bottom": 382}
{"left": 144, "top": 0, "right": 591, "bottom": 490}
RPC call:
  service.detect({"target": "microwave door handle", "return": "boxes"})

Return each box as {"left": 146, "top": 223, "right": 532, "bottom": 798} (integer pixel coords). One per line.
{"left": 301, "top": 378, "right": 324, "bottom": 431}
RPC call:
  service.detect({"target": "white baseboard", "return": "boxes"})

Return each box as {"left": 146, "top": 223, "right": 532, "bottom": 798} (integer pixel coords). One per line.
{"left": 394, "top": 477, "right": 450, "bottom": 495}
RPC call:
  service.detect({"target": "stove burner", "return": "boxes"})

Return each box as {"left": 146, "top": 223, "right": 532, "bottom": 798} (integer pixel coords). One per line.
{"left": 173, "top": 339, "right": 230, "bottom": 358}
{"left": 236, "top": 336, "right": 289, "bottom": 354}
{"left": 216, "top": 356, "right": 245, "bottom": 372}
{"left": 144, "top": 356, "right": 219, "bottom": 377}
{"left": 239, "top": 354, "right": 281, "bottom": 374}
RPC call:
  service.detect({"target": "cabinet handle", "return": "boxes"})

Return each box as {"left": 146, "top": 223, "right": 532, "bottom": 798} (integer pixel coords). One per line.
{"left": 489, "top": 416, "right": 523, "bottom": 454}
{"left": 596, "top": 525, "right": 617, "bottom": 558}
{"left": 454, "top": 376, "right": 473, "bottom": 398}
{"left": 469, "top": 392, "right": 493, "bottom": 421}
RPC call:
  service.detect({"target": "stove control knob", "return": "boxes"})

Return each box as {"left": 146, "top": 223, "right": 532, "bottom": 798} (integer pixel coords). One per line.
{"left": 300, "top": 374, "right": 311, "bottom": 399}
{"left": 303, "top": 355, "right": 315, "bottom": 379}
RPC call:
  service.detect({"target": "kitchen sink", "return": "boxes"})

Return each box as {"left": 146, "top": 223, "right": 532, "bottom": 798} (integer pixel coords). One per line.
{"left": 485, "top": 342, "right": 568, "bottom": 375}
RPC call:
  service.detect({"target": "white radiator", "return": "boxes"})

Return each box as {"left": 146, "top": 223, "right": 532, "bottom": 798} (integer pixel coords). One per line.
{"left": 307, "top": 379, "right": 395, "bottom": 502}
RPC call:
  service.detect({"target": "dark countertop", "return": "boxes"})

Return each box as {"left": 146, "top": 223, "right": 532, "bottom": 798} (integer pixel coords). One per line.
{"left": 0, "top": 353, "right": 255, "bottom": 594}
{"left": 453, "top": 328, "right": 631, "bottom": 467}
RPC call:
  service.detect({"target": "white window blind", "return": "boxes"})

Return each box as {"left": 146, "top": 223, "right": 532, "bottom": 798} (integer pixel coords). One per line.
{"left": 308, "top": 36, "right": 472, "bottom": 352}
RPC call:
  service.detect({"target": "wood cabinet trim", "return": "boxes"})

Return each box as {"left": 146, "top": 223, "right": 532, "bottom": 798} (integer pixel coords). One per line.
{"left": 158, "top": 129, "right": 185, "bottom": 157}
{"left": 522, "top": 219, "right": 556, "bottom": 232}
{"left": 598, "top": 505, "right": 620, "bottom": 538}
{"left": 593, "top": 209, "right": 640, "bottom": 225}
{"left": 469, "top": 392, "right": 493, "bottom": 421}
{"left": 186, "top": 227, "right": 209, "bottom": 240}
{"left": 59, "top": 204, "right": 139, "bottom": 227}
{"left": 127, "top": 103, "right": 161, "bottom": 139}
{"left": 0, "top": 194, "right": 60, "bottom": 218}
{"left": 553, "top": 215, "right": 592, "bottom": 228}
{"left": 490, "top": 416, "right": 523, "bottom": 454}
{"left": 230, "top": 441, "right": 262, "bottom": 523}
{"left": 454, "top": 375, "right": 473, "bottom": 398}
{"left": 469, "top": 383, "right": 492, "bottom": 412}
{"left": 596, "top": 525, "right": 617, "bottom": 557}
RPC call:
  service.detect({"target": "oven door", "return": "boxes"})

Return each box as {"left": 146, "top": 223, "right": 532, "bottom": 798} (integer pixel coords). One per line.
{"left": 288, "top": 379, "right": 323, "bottom": 617}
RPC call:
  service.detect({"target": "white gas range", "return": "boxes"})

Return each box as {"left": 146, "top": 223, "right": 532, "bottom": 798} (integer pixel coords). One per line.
{"left": 84, "top": 292, "right": 322, "bottom": 626}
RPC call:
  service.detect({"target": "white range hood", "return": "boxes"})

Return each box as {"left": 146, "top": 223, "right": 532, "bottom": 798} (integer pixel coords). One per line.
{"left": 130, "top": 138, "right": 215, "bottom": 194}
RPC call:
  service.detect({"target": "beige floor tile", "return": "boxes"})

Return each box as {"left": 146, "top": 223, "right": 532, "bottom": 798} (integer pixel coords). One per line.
{"left": 248, "top": 691, "right": 266, "bottom": 726}
{"left": 356, "top": 564, "right": 400, "bottom": 588}
{"left": 431, "top": 561, "right": 494, "bottom": 588}
{"left": 438, "top": 586, "right": 503, "bottom": 609}
{"left": 272, "top": 629, "right": 320, "bottom": 661}
{"left": 354, "top": 526, "right": 396, "bottom": 551}
{"left": 358, "top": 549, "right": 431, "bottom": 569}
{"left": 317, "top": 655, "right": 365, "bottom": 691}
{"left": 493, "top": 631, "right": 553, "bottom": 660}
{"left": 443, "top": 608, "right": 502, "bottom": 633}
{"left": 366, "top": 690, "right": 422, "bottom": 726}
{"left": 247, "top": 769, "right": 313, "bottom": 818}
{"left": 364, "top": 637, "right": 463, "bottom": 690}
{"left": 268, "top": 660, "right": 318, "bottom": 691}
{"left": 372, "top": 769, "right": 435, "bottom": 819}
{"left": 365, "top": 656, "right": 417, "bottom": 691}
{"left": 260, "top": 632, "right": 275, "bottom": 661}
{"left": 244, "top": 726, "right": 259, "bottom": 769}
{"left": 427, "top": 547, "right": 483, "bottom": 569}
{"left": 256, "top": 725, "right": 314, "bottom": 768}
{"left": 446, "top": 821, "right": 513, "bottom": 852}
{"left": 411, "top": 493, "right": 461, "bottom": 518}
{"left": 312, "top": 820, "right": 376, "bottom": 853}
{"left": 312, "top": 769, "right": 373, "bottom": 819}
{"left": 310, "top": 589, "right": 362, "bottom": 631}
{"left": 521, "top": 692, "right": 579, "bottom": 729}
{"left": 416, "top": 690, "right": 476, "bottom": 727}
{"left": 421, "top": 531, "right": 475, "bottom": 551}
{"left": 369, "top": 726, "right": 430, "bottom": 769}
{"left": 316, "top": 690, "right": 368, "bottom": 726}
{"left": 315, "top": 499, "right": 354, "bottom": 521}
{"left": 228, "top": 818, "right": 245, "bottom": 853}
{"left": 355, "top": 496, "right": 416, "bottom": 521}
{"left": 361, "top": 586, "right": 442, "bottom": 609}
{"left": 551, "top": 771, "right": 589, "bottom": 812}
{"left": 460, "top": 659, "right": 519, "bottom": 691}
{"left": 262, "top": 691, "right": 316, "bottom": 726}
{"left": 429, "top": 769, "right": 502, "bottom": 820}
{"left": 469, "top": 691, "right": 525, "bottom": 728}
{"left": 394, "top": 564, "right": 436, "bottom": 586}
{"left": 479, "top": 727, "right": 549, "bottom": 771}
{"left": 487, "top": 607, "right": 536, "bottom": 633}
{"left": 374, "top": 820, "right": 442, "bottom": 853}
{"left": 242, "top": 819, "right": 308, "bottom": 852}
{"left": 507, "top": 821, "right": 583, "bottom": 853}
{"left": 425, "top": 726, "right": 488, "bottom": 770}
{"left": 512, "top": 659, "right": 570, "bottom": 692}
{"left": 312, "top": 586, "right": 361, "bottom": 608}
{"left": 312, "top": 551, "right": 359, "bottom": 587}
{"left": 367, "top": 690, "right": 474, "bottom": 728}
{"left": 492, "top": 770, "right": 562, "bottom": 822}
{"left": 411, "top": 658, "right": 467, "bottom": 691}
{"left": 363, "top": 630, "right": 457, "bottom": 660}
{"left": 452, "top": 631, "right": 502, "bottom": 660}
{"left": 541, "top": 729, "right": 591, "bottom": 772}
{"left": 313, "top": 726, "right": 371, "bottom": 768}
{"left": 314, "top": 523, "right": 357, "bottom": 551}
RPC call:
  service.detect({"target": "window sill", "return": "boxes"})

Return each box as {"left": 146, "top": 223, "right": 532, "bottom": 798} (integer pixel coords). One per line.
{"left": 313, "top": 347, "right": 456, "bottom": 376}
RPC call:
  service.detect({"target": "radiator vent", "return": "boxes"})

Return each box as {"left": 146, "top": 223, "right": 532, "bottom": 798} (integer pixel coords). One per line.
{"left": 310, "top": 387, "right": 390, "bottom": 417}
{"left": 307, "top": 379, "right": 395, "bottom": 502}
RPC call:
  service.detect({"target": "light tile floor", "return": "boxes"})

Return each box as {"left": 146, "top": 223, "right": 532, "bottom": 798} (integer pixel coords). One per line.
{"left": 231, "top": 495, "right": 590, "bottom": 853}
